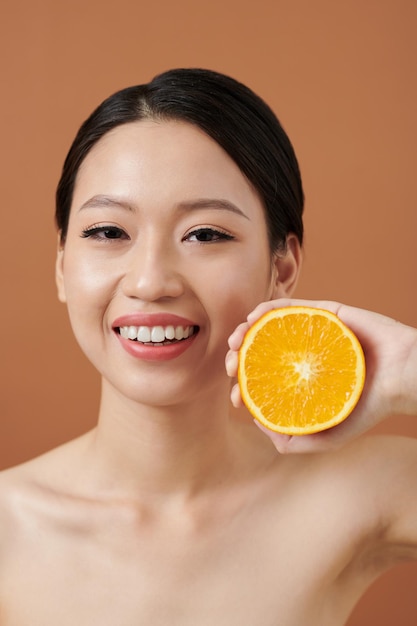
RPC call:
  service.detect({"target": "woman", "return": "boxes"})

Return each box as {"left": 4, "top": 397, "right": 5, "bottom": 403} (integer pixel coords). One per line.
{"left": 1, "top": 68, "right": 416, "bottom": 625}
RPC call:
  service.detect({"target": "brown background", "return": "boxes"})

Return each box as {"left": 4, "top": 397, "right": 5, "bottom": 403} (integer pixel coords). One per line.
{"left": 1, "top": 0, "right": 416, "bottom": 623}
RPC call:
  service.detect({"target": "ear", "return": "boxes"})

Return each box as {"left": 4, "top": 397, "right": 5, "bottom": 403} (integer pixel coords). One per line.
{"left": 55, "top": 233, "right": 67, "bottom": 303}
{"left": 270, "top": 234, "right": 302, "bottom": 299}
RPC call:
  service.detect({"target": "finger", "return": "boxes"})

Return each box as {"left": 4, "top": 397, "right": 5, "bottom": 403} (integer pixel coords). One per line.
{"left": 230, "top": 382, "right": 244, "bottom": 408}
{"left": 230, "top": 299, "right": 343, "bottom": 350}
{"left": 254, "top": 419, "right": 343, "bottom": 454}
{"left": 254, "top": 404, "right": 368, "bottom": 454}
{"left": 228, "top": 321, "right": 250, "bottom": 351}
{"left": 246, "top": 298, "right": 352, "bottom": 327}
{"left": 228, "top": 301, "right": 295, "bottom": 351}
{"left": 225, "top": 349, "right": 239, "bottom": 377}
{"left": 253, "top": 422, "right": 293, "bottom": 452}
{"left": 246, "top": 299, "right": 291, "bottom": 324}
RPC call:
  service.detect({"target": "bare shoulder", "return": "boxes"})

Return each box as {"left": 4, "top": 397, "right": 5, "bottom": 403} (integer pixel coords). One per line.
{"left": 0, "top": 458, "right": 42, "bottom": 518}
{"left": 0, "top": 458, "right": 43, "bottom": 566}
{"left": 0, "top": 450, "right": 64, "bottom": 538}
{"left": 263, "top": 433, "right": 417, "bottom": 545}
{"left": 307, "top": 433, "right": 417, "bottom": 504}
{"left": 311, "top": 433, "right": 417, "bottom": 558}
{"left": 330, "top": 433, "right": 417, "bottom": 492}
{"left": 325, "top": 432, "right": 417, "bottom": 474}
{"left": 256, "top": 433, "right": 417, "bottom": 592}
{"left": 0, "top": 434, "right": 94, "bottom": 558}
{"left": 353, "top": 434, "right": 417, "bottom": 554}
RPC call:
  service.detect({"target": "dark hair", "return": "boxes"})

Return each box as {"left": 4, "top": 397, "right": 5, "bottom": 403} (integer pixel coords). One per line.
{"left": 56, "top": 68, "right": 304, "bottom": 250}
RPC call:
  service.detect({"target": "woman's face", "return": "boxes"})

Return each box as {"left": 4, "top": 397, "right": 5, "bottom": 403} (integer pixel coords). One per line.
{"left": 56, "top": 120, "right": 300, "bottom": 407}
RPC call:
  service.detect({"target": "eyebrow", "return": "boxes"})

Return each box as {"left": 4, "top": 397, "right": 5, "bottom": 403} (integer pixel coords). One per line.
{"left": 177, "top": 198, "right": 250, "bottom": 220}
{"left": 78, "top": 195, "right": 249, "bottom": 220}
{"left": 78, "top": 195, "right": 134, "bottom": 212}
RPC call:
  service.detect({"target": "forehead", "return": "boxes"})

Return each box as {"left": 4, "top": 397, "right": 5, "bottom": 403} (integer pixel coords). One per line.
{"left": 72, "top": 119, "right": 263, "bottom": 214}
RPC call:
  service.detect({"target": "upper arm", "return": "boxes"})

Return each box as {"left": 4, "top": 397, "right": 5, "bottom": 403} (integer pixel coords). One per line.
{"left": 350, "top": 435, "right": 417, "bottom": 563}
{"left": 378, "top": 436, "right": 417, "bottom": 559}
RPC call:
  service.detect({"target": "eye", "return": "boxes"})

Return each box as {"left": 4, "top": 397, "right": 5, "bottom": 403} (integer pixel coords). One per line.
{"left": 81, "top": 225, "right": 129, "bottom": 241}
{"left": 184, "top": 227, "right": 234, "bottom": 243}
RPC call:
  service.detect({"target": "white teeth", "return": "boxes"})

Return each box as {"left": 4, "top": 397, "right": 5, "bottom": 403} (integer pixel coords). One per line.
{"left": 150, "top": 326, "right": 165, "bottom": 342}
{"left": 137, "top": 326, "right": 151, "bottom": 342}
{"left": 127, "top": 326, "right": 138, "bottom": 340}
{"left": 119, "top": 324, "right": 195, "bottom": 344}
{"left": 165, "top": 325, "right": 175, "bottom": 340}
{"left": 175, "top": 326, "right": 184, "bottom": 340}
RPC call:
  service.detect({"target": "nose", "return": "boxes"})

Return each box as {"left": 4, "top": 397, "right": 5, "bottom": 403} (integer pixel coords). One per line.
{"left": 121, "top": 240, "right": 185, "bottom": 302}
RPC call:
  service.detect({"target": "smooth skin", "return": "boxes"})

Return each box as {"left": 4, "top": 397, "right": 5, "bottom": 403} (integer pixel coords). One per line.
{"left": 0, "top": 120, "right": 416, "bottom": 626}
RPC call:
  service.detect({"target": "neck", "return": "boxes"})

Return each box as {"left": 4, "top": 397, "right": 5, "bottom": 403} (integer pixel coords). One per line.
{"left": 82, "top": 378, "right": 251, "bottom": 502}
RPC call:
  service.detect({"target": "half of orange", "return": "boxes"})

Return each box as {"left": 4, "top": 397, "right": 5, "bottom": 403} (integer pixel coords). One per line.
{"left": 238, "top": 306, "right": 366, "bottom": 435}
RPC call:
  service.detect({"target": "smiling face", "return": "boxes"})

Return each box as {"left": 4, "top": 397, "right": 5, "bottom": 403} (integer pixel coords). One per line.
{"left": 56, "top": 120, "right": 300, "bottom": 408}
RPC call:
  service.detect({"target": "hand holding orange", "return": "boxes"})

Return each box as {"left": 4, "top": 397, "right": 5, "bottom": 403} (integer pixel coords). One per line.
{"left": 237, "top": 306, "right": 366, "bottom": 435}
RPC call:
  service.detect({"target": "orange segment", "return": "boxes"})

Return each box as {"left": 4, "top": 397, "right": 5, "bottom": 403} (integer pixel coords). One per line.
{"left": 238, "top": 307, "right": 366, "bottom": 435}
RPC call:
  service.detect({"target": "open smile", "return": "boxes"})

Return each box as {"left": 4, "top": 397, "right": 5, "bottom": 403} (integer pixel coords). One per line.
{"left": 117, "top": 324, "right": 199, "bottom": 345}
{"left": 112, "top": 314, "right": 200, "bottom": 361}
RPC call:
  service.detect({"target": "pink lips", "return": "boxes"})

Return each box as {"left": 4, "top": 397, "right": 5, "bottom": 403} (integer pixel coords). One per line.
{"left": 112, "top": 313, "right": 199, "bottom": 362}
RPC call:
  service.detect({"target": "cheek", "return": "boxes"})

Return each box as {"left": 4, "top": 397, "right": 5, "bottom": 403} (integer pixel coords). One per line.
{"left": 206, "top": 252, "right": 274, "bottom": 333}
{"left": 67, "top": 255, "right": 106, "bottom": 291}
{"left": 62, "top": 253, "right": 116, "bottom": 333}
{"left": 63, "top": 246, "right": 119, "bottom": 296}
{"left": 60, "top": 258, "right": 113, "bottom": 368}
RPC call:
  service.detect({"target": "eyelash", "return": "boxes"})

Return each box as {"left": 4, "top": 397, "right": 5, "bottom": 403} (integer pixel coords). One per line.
{"left": 81, "top": 225, "right": 129, "bottom": 241}
{"left": 81, "top": 225, "right": 234, "bottom": 244}
{"left": 184, "top": 227, "right": 234, "bottom": 243}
